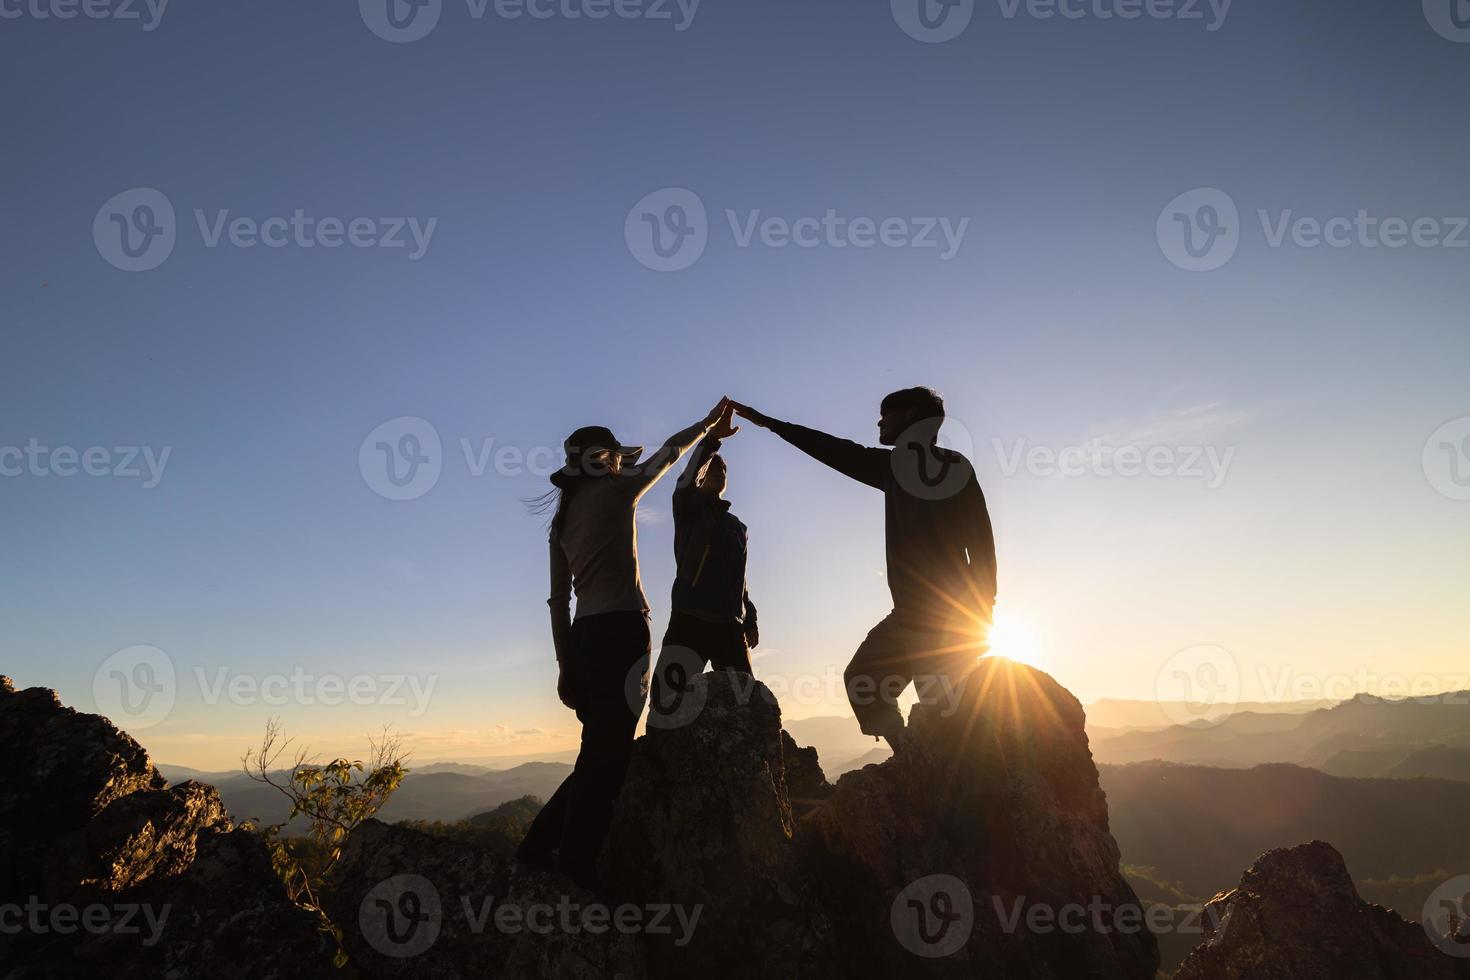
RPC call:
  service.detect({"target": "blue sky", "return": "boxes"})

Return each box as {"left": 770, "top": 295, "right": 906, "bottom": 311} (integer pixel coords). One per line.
{"left": 2, "top": 0, "right": 1467, "bottom": 768}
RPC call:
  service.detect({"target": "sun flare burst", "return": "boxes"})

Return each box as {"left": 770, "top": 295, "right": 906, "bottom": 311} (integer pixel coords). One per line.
{"left": 985, "top": 610, "right": 1050, "bottom": 673}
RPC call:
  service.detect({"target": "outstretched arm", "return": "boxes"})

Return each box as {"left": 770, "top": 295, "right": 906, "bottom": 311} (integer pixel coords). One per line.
{"left": 628, "top": 398, "right": 729, "bottom": 498}
{"left": 731, "top": 402, "right": 887, "bottom": 490}
{"left": 672, "top": 405, "right": 737, "bottom": 515}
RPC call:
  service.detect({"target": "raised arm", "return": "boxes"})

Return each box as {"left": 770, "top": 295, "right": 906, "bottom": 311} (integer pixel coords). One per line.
{"left": 731, "top": 402, "right": 888, "bottom": 490}
{"left": 628, "top": 398, "right": 729, "bottom": 498}
{"left": 672, "top": 405, "right": 738, "bottom": 515}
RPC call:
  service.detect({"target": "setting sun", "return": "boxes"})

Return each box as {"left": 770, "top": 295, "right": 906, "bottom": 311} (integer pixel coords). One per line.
{"left": 986, "top": 610, "right": 1050, "bottom": 673}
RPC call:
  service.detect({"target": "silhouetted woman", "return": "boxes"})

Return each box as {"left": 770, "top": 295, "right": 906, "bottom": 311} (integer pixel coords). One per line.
{"left": 517, "top": 397, "right": 727, "bottom": 889}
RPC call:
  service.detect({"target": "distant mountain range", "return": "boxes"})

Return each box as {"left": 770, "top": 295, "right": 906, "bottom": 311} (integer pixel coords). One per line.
{"left": 1089, "top": 690, "right": 1470, "bottom": 770}
{"left": 158, "top": 716, "right": 894, "bottom": 829}
{"left": 160, "top": 691, "right": 1470, "bottom": 863}
{"left": 1101, "top": 761, "right": 1470, "bottom": 910}
{"left": 1083, "top": 696, "right": 1334, "bottom": 736}
{"left": 159, "top": 761, "right": 574, "bottom": 829}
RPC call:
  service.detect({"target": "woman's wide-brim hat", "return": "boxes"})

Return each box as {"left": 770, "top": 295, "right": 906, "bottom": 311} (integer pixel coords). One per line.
{"left": 551, "top": 425, "right": 643, "bottom": 486}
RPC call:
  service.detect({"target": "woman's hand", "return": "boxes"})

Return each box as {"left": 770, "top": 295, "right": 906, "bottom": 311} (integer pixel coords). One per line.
{"left": 704, "top": 396, "right": 731, "bottom": 427}
{"left": 557, "top": 664, "right": 578, "bottom": 710}
{"left": 709, "top": 403, "right": 740, "bottom": 440}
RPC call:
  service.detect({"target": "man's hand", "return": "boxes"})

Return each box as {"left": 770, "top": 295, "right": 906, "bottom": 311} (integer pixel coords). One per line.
{"left": 709, "top": 403, "right": 740, "bottom": 440}
{"left": 731, "top": 401, "right": 772, "bottom": 429}
{"left": 556, "top": 664, "right": 578, "bottom": 711}
{"left": 743, "top": 621, "right": 759, "bottom": 649}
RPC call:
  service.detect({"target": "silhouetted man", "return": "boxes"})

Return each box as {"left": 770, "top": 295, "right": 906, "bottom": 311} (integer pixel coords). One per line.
{"left": 652, "top": 405, "right": 759, "bottom": 717}
{"left": 732, "top": 388, "right": 996, "bottom": 751}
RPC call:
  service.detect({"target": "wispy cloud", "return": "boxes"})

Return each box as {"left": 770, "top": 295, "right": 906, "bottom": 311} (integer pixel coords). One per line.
{"left": 1092, "top": 401, "right": 1252, "bottom": 448}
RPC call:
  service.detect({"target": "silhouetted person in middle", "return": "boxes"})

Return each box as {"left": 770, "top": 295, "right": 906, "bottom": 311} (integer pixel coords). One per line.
{"left": 732, "top": 388, "right": 996, "bottom": 753}
{"left": 651, "top": 403, "right": 760, "bottom": 718}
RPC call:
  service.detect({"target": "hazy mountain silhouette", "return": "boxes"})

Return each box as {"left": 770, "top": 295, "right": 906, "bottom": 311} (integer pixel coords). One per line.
{"left": 1322, "top": 739, "right": 1470, "bottom": 780}
{"left": 1091, "top": 691, "right": 1470, "bottom": 768}
{"left": 1101, "top": 761, "right": 1470, "bottom": 923}
{"left": 1084, "top": 696, "right": 1334, "bottom": 734}
{"left": 174, "top": 762, "right": 572, "bottom": 829}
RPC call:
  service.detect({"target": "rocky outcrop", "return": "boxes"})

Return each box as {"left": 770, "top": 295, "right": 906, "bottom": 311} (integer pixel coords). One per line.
{"left": 0, "top": 675, "right": 334, "bottom": 979}
{"left": 802, "top": 656, "right": 1159, "bottom": 979}
{"left": 324, "top": 819, "right": 645, "bottom": 977}
{"left": 602, "top": 673, "right": 824, "bottom": 977}
{"left": 328, "top": 661, "right": 1159, "bottom": 979}
{"left": 1173, "top": 840, "right": 1470, "bottom": 980}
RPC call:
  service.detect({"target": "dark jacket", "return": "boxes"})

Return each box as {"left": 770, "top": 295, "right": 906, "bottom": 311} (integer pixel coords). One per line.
{"left": 765, "top": 418, "right": 996, "bottom": 632}
{"left": 670, "top": 435, "right": 756, "bottom": 628}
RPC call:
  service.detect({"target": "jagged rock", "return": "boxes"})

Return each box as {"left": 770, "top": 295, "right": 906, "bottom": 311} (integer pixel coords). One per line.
{"left": 602, "top": 672, "right": 826, "bottom": 978}
{"left": 0, "top": 681, "right": 163, "bottom": 839}
{"left": 801, "top": 656, "right": 1160, "bottom": 979}
{"left": 781, "top": 729, "right": 834, "bottom": 820}
{"left": 0, "top": 677, "right": 334, "bottom": 979}
{"left": 325, "top": 819, "right": 643, "bottom": 978}
{"left": 40, "top": 780, "right": 231, "bottom": 901}
{"left": 1173, "top": 840, "right": 1470, "bottom": 980}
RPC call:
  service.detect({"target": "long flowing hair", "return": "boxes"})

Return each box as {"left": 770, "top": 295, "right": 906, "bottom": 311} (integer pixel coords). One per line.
{"left": 527, "top": 470, "right": 587, "bottom": 540}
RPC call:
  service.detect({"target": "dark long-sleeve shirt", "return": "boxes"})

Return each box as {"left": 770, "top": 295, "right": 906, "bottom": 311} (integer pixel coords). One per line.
{"left": 669, "top": 435, "right": 756, "bottom": 626}
{"left": 766, "top": 418, "right": 996, "bottom": 632}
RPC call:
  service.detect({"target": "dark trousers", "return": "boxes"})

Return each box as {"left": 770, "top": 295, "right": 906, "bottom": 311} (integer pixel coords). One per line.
{"left": 844, "top": 612, "right": 981, "bottom": 738}
{"left": 517, "top": 611, "right": 650, "bottom": 884}
{"left": 649, "top": 609, "right": 751, "bottom": 714}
